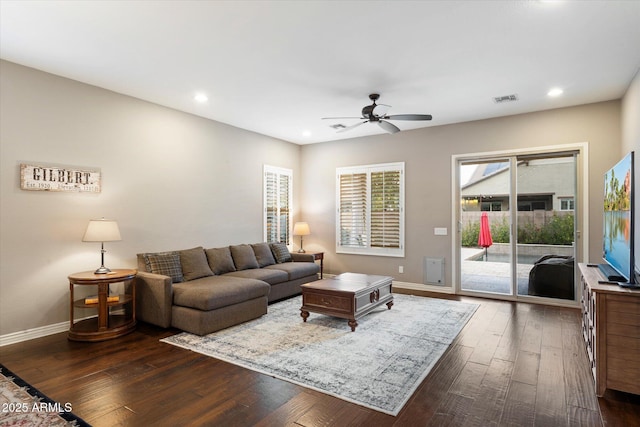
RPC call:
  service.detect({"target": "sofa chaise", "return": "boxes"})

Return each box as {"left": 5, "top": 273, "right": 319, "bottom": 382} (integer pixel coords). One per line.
{"left": 134, "top": 242, "right": 319, "bottom": 335}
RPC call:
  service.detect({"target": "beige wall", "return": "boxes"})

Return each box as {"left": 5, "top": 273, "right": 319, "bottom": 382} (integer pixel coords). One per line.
{"left": 622, "top": 67, "right": 640, "bottom": 275}
{"left": 1, "top": 58, "right": 635, "bottom": 338}
{"left": 299, "top": 101, "right": 622, "bottom": 286}
{"left": 0, "top": 60, "right": 301, "bottom": 336}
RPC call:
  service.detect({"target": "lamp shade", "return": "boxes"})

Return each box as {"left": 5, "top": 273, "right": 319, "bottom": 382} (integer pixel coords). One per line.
{"left": 293, "top": 222, "right": 311, "bottom": 236}
{"left": 82, "top": 219, "right": 121, "bottom": 242}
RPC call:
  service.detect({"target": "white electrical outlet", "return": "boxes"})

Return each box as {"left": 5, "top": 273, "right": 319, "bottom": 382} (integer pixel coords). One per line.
{"left": 434, "top": 227, "right": 448, "bottom": 236}
{"left": 399, "top": 266, "right": 404, "bottom": 273}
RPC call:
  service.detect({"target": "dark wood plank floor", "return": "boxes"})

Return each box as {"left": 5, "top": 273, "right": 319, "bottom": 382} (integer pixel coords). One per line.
{"left": 1, "top": 291, "right": 639, "bottom": 426}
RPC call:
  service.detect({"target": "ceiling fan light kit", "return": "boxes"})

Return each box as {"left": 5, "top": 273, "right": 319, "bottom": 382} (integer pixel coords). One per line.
{"left": 322, "top": 93, "right": 432, "bottom": 135}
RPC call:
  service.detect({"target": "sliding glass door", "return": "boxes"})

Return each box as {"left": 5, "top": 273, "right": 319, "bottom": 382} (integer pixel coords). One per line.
{"left": 457, "top": 149, "right": 579, "bottom": 302}
{"left": 460, "top": 159, "right": 513, "bottom": 295}
{"left": 516, "top": 154, "right": 577, "bottom": 300}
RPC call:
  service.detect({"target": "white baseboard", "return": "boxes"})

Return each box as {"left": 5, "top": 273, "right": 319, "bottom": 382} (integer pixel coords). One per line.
{"left": 0, "top": 321, "right": 70, "bottom": 347}
{"left": 0, "top": 313, "right": 106, "bottom": 347}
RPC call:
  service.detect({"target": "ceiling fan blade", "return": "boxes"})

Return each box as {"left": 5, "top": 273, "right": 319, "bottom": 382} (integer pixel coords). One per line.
{"left": 337, "top": 120, "right": 368, "bottom": 133}
{"left": 385, "top": 114, "right": 433, "bottom": 121}
{"left": 322, "top": 116, "right": 363, "bottom": 120}
{"left": 378, "top": 120, "right": 401, "bottom": 134}
{"left": 372, "top": 103, "right": 391, "bottom": 117}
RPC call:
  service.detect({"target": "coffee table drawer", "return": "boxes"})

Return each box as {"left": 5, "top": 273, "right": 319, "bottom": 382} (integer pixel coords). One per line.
{"left": 303, "top": 292, "right": 352, "bottom": 314}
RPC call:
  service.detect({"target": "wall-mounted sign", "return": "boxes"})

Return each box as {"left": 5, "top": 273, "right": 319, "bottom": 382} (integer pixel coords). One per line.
{"left": 20, "top": 163, "right": 101, "bottom": 193}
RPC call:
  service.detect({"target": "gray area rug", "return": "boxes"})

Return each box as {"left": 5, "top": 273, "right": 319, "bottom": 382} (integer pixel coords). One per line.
{"left": 161, "top": 294, "right": 478, "bottom": 416}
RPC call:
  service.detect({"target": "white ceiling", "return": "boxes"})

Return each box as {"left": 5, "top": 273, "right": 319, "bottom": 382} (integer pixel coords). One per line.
{"left": 1, "top": 1, "right": 639, "bottom": 145}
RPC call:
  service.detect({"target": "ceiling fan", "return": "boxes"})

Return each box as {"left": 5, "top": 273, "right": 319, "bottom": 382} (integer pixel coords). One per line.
{"left": 322, "top": 93, "right": 432, "bottom": 134}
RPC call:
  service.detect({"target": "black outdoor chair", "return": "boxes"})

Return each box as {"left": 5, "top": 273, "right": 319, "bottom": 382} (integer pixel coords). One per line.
{"left": 527, "top": 254, "right": 575, "bottom": 300}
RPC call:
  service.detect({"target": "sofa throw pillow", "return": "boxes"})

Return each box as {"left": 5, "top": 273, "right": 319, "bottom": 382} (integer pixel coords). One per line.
{"left": 230, "top": 244, "right": 260, "bottom": 270}
{"left": 179, "top": 246, "right": 214, "bottom": 281}
{"left": 270, "top": 242, "right": 292, "bottom": 263}
{"left": 144, "top": 252, "right": 184, "bottom": 283}
{"left": 205, "top": 247, "right": 237, "bottom": 275}
{"left": 251, "top": 242, "right": 276, "bottom": 267}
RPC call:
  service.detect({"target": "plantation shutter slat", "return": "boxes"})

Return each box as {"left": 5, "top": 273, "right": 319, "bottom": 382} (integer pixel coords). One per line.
{"left": 264, "top": 166, "right": 292, "bottom": 245}
{"left": 265, "top": 170, "right": 278, "bottom": 243}
{"left": 339, "top": 173, "right": 367, "bottom": 247}
{"left": 279, "top": 173, "right": 290, "bottom": 245}
{"left": 370, "top": 170, "right": 401, "bottom": 248}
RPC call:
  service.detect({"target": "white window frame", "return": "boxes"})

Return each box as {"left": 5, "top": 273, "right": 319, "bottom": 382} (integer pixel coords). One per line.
{"left": 559, "top": 197, "right": 575, "bottom": 211}
{"left": 263, "top": 165, "right": 293, "bottom": 247}
{"left": 336, "top": 162, "right": 405, "bottom": 257}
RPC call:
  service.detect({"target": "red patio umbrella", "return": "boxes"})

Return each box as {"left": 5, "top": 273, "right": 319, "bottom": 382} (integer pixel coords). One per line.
{"left": 478, "top": 211, "right": 493, "bottom": 261}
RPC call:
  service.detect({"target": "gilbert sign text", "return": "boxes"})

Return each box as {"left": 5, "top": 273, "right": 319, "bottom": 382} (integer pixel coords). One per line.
{"left": 20, "top": 163, "right": 101, "bottom": 193}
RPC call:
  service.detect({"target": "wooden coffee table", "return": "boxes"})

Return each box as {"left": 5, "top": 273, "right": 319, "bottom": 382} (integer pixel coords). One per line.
{"left": 300, "top": 272, "right": 393, "bottom": 331}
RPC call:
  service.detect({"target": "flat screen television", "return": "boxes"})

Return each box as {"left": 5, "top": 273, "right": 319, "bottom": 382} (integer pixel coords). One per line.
{"left": 601, "top": 151, "right": 637, "bottom": 287}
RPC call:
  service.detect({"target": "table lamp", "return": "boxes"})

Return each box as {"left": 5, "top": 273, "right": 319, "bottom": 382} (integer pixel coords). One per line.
{"left": 293, "top": 222, "right": 311, "bottom": 253}
{"left": 82, "top": 218, "right": 121, "bottom": 274}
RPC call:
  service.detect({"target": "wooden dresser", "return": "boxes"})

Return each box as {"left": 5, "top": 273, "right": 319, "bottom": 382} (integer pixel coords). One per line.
{"left": 579, "top": 263, "right": 640, "bottom": 396}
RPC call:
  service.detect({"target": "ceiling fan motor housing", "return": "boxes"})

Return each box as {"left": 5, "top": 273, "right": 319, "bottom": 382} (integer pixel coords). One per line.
{"left": 363, "top": 93, "right": 381, "bottom": 120}
{"left": 362, "top": 105, "right": 379, "bottom": 120}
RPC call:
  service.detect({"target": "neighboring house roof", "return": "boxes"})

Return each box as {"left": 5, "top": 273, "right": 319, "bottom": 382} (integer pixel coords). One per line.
{"left": 461, "top": 158, "right": 575, "bottom": 198}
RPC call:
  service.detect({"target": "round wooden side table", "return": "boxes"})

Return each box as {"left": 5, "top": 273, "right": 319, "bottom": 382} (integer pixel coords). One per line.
{"left": 68, "top": 269, "right": 137, "bottom": 342}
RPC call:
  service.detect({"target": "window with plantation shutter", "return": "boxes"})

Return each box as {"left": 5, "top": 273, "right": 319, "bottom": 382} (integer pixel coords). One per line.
{"left": 264, "top": 165, "right": 292, "bottom": 246}
{"left": 336, "top": 162, "right": 404, "bottom": 257}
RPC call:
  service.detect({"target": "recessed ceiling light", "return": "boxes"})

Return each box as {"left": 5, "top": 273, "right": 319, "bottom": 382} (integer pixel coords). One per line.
{"left": 302, "top": 130, "right": 312, "bottom": 137}
{"left": 547, "top": 88, "right": 564, "bottom": 97}
{"left": 194, "top": 93, "right": 208, "bottom": 103}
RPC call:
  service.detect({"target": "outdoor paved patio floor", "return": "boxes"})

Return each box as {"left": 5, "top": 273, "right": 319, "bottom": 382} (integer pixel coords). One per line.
{"left": 461, "top": 247, "right": 533, "bottom": 295}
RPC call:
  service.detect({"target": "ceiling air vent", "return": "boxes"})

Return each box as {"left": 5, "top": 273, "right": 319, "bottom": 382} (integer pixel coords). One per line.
{"left": 493, "top": 94, "right": 519, "bottom": 104}
{"left": 330, "top": 124, "right": 346, "bottom": 129}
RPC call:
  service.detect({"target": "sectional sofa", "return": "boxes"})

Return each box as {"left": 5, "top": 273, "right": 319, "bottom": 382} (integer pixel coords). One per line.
{"left": 134, "top": 242, "right": 319, "bottom": 335}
